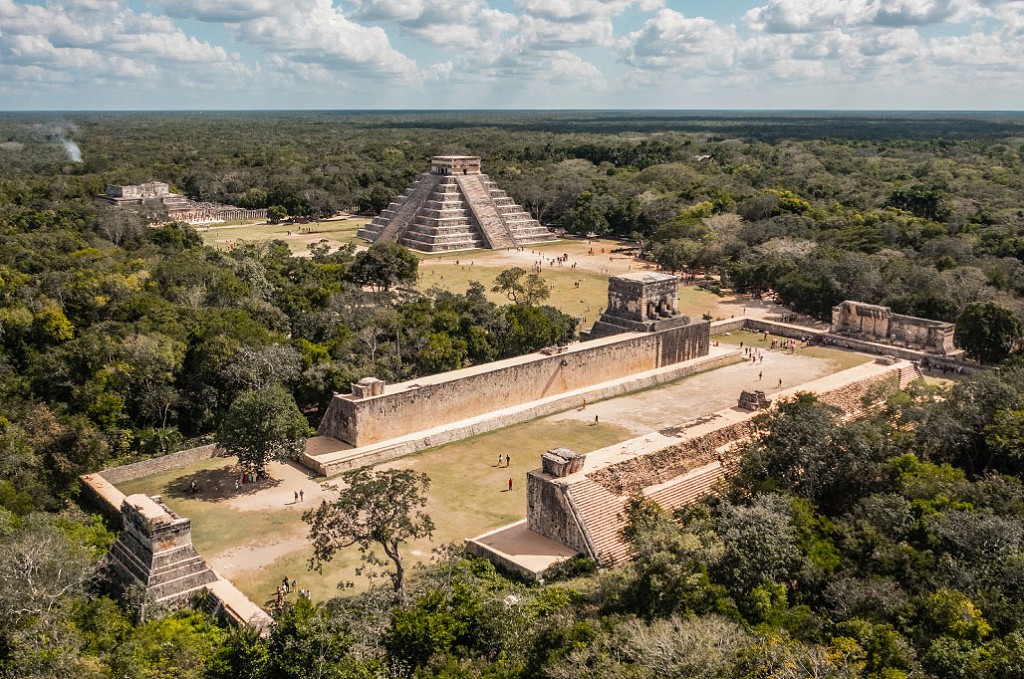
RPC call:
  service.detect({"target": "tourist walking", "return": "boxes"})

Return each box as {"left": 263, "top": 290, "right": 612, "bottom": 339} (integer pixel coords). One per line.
{"left": 508, "top": 478, "right": 513, "bottom": 491}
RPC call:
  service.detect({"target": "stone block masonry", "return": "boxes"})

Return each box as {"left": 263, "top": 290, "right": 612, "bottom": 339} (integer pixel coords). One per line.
{"left": 317, "top": 321, "right": 710, "bottom": 448}
{"left": 308, "top": 350, "right": 740, "bottom": 477}
{"left": 518, "top": 360, "right": 925, "bottom": 570}
{"left": 831, "top": 300, "right": 959, "bottom": 356}
{"left": 106, "top": 494, "right": 218, "bottom": 607}
{"left": 589, "top": 271, "right": 686, "bottom": 338}
{"left": 98, "top": 444, "right": 221, "bottom": 484}
{"left": 357, "top": 156, "right": 557, "bottom": 252}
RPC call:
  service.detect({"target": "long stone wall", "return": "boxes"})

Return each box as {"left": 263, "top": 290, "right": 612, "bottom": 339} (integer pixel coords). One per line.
{"left": 98, "top": 444, "right": 221, "bottom": 484}
{"left": 318, "top": 322, "right": 710, "bottom": 448}
{"left": 308, "top": 351, "right": 741, "bottom": 477}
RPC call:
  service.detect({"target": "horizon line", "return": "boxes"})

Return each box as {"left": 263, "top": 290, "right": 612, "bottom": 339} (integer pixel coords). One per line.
{"left": 2, "top": 108, "right": 1024, "bottom": 115}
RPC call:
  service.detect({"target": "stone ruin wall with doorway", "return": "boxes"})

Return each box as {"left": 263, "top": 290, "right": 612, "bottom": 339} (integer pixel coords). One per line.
{"left": 831, "top": 300, "right": 958, "bottom": 355}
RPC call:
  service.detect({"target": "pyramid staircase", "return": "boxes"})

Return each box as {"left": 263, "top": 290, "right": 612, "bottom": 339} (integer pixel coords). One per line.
{"left": 455, "top": 174, "right": 518, "bottom": 249}
{"left": 565, "top": 479, "right": 630, "bottom": 565}
{"left": 357, "top": 157, "right": 557, "bottom": 252}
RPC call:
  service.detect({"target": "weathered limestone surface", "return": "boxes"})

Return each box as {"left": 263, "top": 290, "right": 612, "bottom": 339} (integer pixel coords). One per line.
{"left": 317, "top": 322, "right": 710, "bottom": 448}
{"left": 106, "top": 182, "right": 171, "bottom": 201}
{"left": 831, "top": 300, "right": 958, "bottom": 355}
{"left": 103, "top": 181, "right": 267, "bottom": 223}
{"left": 357, "top": 156, "right": 557, "bottom": 252}
{"left": 521, "top": 360, "right": 925, "bottom": 568}
{"left": 738, "top": 390, "right": 768, "bottom": 410}
{"left": 589, "top": 272, "right": 689, "bottom": 338}
{"left": 107, "top": 494, "right": 218, "bottom": 606}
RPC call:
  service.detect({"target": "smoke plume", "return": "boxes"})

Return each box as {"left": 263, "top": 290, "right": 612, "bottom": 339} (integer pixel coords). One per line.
{"left": 61, "top": 138, "right": 83, "bottom": 163}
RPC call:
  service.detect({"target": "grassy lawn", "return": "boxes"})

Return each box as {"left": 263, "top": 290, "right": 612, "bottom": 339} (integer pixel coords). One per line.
{"left": 114, "top": 417, "right": 630, "bottom": 604}
{"left": 713, "top": 329, "right": 873, "bottom": 373}
{"left": 417, "top": 263, "right": 726, "bottom": 327}
{"left": 199, "top": 218, "right": 371, "bottom": 254}
{"left": 417, "top": 264, "right": 609, "bottom": 324}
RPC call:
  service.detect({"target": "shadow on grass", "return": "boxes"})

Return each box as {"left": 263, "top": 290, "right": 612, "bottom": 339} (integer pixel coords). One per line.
{"left": 164, "top": 464, "right": 283, "bottom": 503}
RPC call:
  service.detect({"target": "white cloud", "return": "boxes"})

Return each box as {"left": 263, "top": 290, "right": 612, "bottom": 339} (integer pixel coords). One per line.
{"left": 236, "top": 0, "right": 415, "bottom": 77}
{"left": 161, "top": 0, "right": 279, "bottom": 23}
{"left": 621, "top": 9, "right": 740, "bottom": 71}
{"left": 743, "top": 0, "right": 983, "bottom": 33}
{"left": 516, "top": 0, "right": 663, "bottom": 23}
{"left": 348, "top": 0, "right": 518, "bottom": 50}
{"left": 0, "top": 0, "right": 246, "bottom": 89}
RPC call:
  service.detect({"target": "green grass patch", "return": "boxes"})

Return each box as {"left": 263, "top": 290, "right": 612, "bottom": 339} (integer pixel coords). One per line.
{"left": 417, "top": 263, "right": 724, "bottom": 326}
{"left": 199, "top": 218, "right": 371, "bottom": 254}
{"left": 112, "top": 417, "right": 630, "bottom": 604}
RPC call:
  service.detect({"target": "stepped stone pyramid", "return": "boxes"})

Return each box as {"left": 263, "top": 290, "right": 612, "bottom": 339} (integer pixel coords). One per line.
{"left": 107, "top": 494, "right": 218, "bottom": 608}
{"left": 357, "top": 156, "right": 558, "bottom": 252}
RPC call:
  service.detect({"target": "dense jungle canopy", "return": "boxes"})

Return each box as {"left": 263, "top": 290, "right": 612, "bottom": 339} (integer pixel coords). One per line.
{"left": 3, "top": 111, "right": 1024, "bottom": 678}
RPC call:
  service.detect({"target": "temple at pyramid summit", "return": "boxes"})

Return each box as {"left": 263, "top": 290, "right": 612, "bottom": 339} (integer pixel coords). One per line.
{"left": 357, "top": 156, "right": 558, "bottom": 252}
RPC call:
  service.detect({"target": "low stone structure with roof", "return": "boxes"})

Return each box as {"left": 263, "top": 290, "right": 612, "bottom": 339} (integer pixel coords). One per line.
{"left": 588, "top": 271, "right": 690, "bottom": 338}
{"left": 831, "top": 300, "right": 960, "bottom": 357}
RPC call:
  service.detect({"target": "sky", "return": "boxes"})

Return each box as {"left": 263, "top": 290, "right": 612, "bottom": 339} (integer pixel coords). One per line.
{"left": 2, "top": 0, "right": 1024, "bottom": 110}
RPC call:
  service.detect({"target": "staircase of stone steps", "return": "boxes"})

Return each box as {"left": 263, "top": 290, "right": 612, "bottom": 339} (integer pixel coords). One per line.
{"left": 455, "top": 174, "right": 518, "bottom": 249}
{"left": 644, "top": 464, "right": 727, "bottom": 510}
{"left": 898, "top": 363, "right": 924, "bottom": 389}
{"left": 566, "top": 480, "right": 630, "bottom": 565}
{"left": 482, "top": 183, "right": 558, "bottom": 244}
{"left": 398, "top": 182, "right": 487, "bottom": 251}
{"left": 148, "top": 558, "right": 219, "bottom": 602}
{"left": 374, "top": 173, "right": 442, "bottom": 243}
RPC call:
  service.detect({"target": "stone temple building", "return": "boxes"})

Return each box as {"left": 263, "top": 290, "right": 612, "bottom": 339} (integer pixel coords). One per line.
{"left": 831, "top": 301, "right": 960, "bottom": 356}
{"left": 107, "top": 494, "right": 218, "bottom": 608}
{"left": 588, "top": 271, "right": 691, "bottom": 339}
{"left": 357, "top": 156, "right": 557, "bottom": 252}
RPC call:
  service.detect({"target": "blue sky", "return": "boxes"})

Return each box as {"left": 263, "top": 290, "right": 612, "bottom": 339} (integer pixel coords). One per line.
{"left": 2, "top": 0, "right": 1023, "bottom": 110}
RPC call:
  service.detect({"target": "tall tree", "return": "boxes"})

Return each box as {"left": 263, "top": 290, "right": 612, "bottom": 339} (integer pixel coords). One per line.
{"left": 217, "top": 384, "right": 309, "bottom": 474}
{"left": 347, "top": 242, "right": 418, "bottom": 292}
{"left": 491, "top": 267, "right": 550, "bottom": 306}
{"left": 955, "top": 302, "right": 1023, "bottom": 364}
{"left": 304, "top": 468, "right": 434, "bottom": 598}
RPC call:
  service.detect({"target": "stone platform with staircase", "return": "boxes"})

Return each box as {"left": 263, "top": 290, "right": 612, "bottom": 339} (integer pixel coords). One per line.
{"left": 469, "top": 358, "right": 924, "bottom": 575}
{"left": 107, "top": 494, "right": 219, "bottom": 608}
{"left": 357, "top": 156, "right": 557, "bottom": 252}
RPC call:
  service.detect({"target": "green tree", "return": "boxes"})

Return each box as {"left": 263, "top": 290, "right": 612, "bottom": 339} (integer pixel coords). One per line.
{"left": 651, "top": 239, "right": 699, "bottom": 273}
{"left": 955, "top": 302, "right": 1023, "bottom": 364}
{"left": 217, "top": 384, "right": 310, "bottom": 474}
{"left": 491, "top": 267, "right": 550, "bottom": 306}
{"left": 347, "top": 242, "right": 418, "bottom": 292}
{"left": 267, "top": 205, "right": 288, "bottom": 222}
{"left": 304, "top": 468, "right": 434, "bottom": 598}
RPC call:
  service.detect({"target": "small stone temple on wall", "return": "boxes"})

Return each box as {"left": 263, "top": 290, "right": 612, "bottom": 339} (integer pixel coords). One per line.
{"left": 316, "top": 272, "right": 710, "bottom": 451}
{"left": 588, "top": 271, "right": 690, "bottom": 339}
{"left": 357, "top": 156, "right": 557, "bottom": 252}
{"left": 831, "top": 300, "right": 958, "bottom": 356}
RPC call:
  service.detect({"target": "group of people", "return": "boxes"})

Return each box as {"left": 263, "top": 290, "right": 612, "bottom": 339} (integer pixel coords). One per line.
{"left": 275, "top": 576, "right": 312, "bottom": 607}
